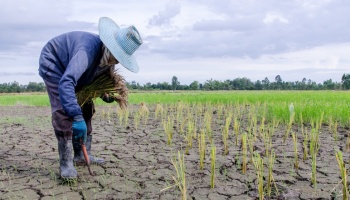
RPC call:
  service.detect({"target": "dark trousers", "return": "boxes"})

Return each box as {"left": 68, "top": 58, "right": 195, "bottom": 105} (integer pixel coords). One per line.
{"left": 44, "top": 80, "right": 95, "bottom": 141}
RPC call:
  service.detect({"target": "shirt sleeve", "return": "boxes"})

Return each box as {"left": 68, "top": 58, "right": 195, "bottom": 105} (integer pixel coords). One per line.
{"left": 58, "top": 50, "right": 92, "bottom": 119}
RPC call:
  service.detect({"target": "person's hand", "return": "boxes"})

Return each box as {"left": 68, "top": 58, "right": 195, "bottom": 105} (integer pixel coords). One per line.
{"left": 101, "top": 93, "right": 115, "bottom": 103}
{"left": 72, "top": 115, "right": 87, "bottom": 144}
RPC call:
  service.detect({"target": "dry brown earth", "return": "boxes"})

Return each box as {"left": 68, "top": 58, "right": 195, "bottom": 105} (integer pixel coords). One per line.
{"left": 0, "top": 105, "right": 349, "bottom": 199}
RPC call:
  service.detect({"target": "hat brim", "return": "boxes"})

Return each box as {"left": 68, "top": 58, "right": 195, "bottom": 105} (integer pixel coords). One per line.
{"left": 98, "top": 17, "right": 139, "bottom": 73}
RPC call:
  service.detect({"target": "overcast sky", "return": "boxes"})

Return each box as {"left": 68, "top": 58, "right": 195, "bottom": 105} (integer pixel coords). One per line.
{"left": 1, "top": 0, "right": 349, "bottom": 85}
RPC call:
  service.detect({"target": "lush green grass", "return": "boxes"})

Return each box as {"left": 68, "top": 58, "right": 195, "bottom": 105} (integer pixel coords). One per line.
{"left": 1, "top": 91, "right": 349, "bottom": 126}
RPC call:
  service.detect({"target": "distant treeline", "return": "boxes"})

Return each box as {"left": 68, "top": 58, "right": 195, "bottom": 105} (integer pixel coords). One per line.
{"left": 1, "top": 74, "right": 350, "bottom": 93}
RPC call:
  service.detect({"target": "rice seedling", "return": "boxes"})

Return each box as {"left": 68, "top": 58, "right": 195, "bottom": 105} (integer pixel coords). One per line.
{"left": 139, "top": 102, "right": 150, "bottom": 125}
{"left": 163, "top": 116, "right": 174, "bottom": 145}
{"left": 117, "top": 108, "right": 125, "bottom": 126}
{"left": 333, "top": 121, "right": 338, "bottom": 141}
{"left": 133, "top": 112, "right": 140, "bottom": 130}
{"left": 311, "top": 149, "right": 317, "bottom": 188}
{"left": 283, "top": 108, "right": 295, "bottom": 143}
{"left": 252, "top": 152, "right": 264, "bottom": 200}
{"left": 251, "top": 116, "right": 258, "bottom": 139}
{"left": 318, "top": 111, "right": 324, "bottom": 130}
{"left": 291, "top": 132, "right": 299, "bottom": 170}
{"left": 328, "top": 116, "right": 333, "bottom": 132}
{"left": 309, "top": 126, "right": 320, "bottom": 157}
{"left": 210, "top": 144, "right": 216, "bottom": 189}
{"left": 76, "top": 66, "right": 128, "bottom": 108}
{"left": 300, "top": 112, "right": 304, "bottom": 135}
{"left": 233, "top": 116, "right": 240, "bottom": 145}
{"left": 303, "top": 128, "right": 309, "bottom": 161}
{"left": 347, "top": 131, "right": 350, "bottom": 151}
{"left": 247, "top": 132, "right": 255, "bottom": 164}
{"left": 267, "top": 150, "right": 278, "bottom": 197}
{"left": 155, "top": 102, "right": 164, "bottom": 119}
{"left": 335, "top": 150, "right": 349, "bottom": 200}
{"left": 204, "top": 110, "right": 213, "bottom": 142}
{"left": 185, "top": 119, "right": 195, "bottom": 155}
{"left": 161, "top": 151, "right": 187, "bottom": 200}
{"left": 259, "top": 116, "right": 266, "bottom": 137}
{"left": 222, "top": 114, "right": 232, "bottom": 155}
{"left": 242, "top": 132, "right": 248, "bottom": 174}
{"left": 216, "top": 104, "right": 224, "bottom": 122}
{"left": 123, "top": 108, "right": 130, "bottom": 127}
{"left": 265, "top": 132, "right": 273, "bottom": 158}
{"left": 199, "top": 130, "right": 206, "bottom": 170}
{"left": 179, "top": 117, "right": 187, "bottom": 135}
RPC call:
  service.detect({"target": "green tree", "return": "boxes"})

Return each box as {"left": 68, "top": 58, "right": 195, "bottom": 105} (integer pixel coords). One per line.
{"left": 172, "top": 76, "right": 179, "bottom": 90}
{"left": 341, "top": 74, "right": 350, "bottom": 90}
{"left": 189, "top": 81, "right": 199, "bottom": 90}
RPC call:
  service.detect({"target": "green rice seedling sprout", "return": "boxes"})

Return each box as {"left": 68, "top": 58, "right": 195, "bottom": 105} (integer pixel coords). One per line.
{"left": 267, "top": 150, "right": 279, "bottom": 197}
{"left": 185, "top": 119, "right": 195, "bottom": 155}
{"left": 204, "top": 111, "right": 213, "bottom": 142}
{"left": 163, "top": 116, "right": 174, "bottom": 145}
{"left": 179, "top": 117, "right": 187, "bottom": 135}
{"left": 155, "top": 102, "right": 164, "bottom": 119}
{"left": 210, "top": 144, "right": 216, "bottom": 188}
{"left": 263, "top": 129, "right": 272, "bottom": 158}
{"left": 216, "top": 104, "right": 224, "bottom": 122}
{"left": 300, "top": 112, "right": 304, "bottom": 135}
{"left": 333, "top": 121, "right": 338, "bottom": 141}
{"left": 328, "top": 116, "right": 333, "bottom": 132}
{"left": 252, "top": 116, "right": 258, "bottom": 139}
{"left": 242, "top": 132, "right": 247, "bottom": 174}
{"left": 347, "top": 131, "right": 350, "bottom": 151}
{"left": 284, "top": 105, "right": 295, "bottom": 143}
{"left": 259, "top": 116, "right": 266, "bottom": 137}
{"left": 233, "top": 116, "right": 240, "bottom": 145}
{"left": 107, "top": 109, "right": 111, "bottom": 124}
{"left": 222, "top": 114, "right": 232, "bottom": 155}
{"left": 199, "top": 130, "right": 206, "bottom": 170}
{"left": 139, "top": 102, "right": 150, "bottom": 125}
{"left": 291, "top": 132, "right": 299, "bottom": 170}
{"left": 335, "top": 150, "right": 349, "bottom": 200}
{"left": 133, "top": 112, "right": 140, "bottom": 130}
{"left": 303, "top": 128, "right": 309, "bottom": 161}
{"left": 311, "top": 148, "right": 317, "bottom": 188}
{"left": 309, "top": 127, "right": 320, "bottom": 157}
{"left": 123, "top": 108, "right": 130, "bottom": 127}
{"left": 318, "top": 111, "right": 324, "bottom": 130}
{"left": 247, "top": 132, "right": 255, "bottom": 164}
{"left": 161, "top": 150, "right": 187, "bottom": 200}
{"left": 253, "top": 152, "right": 264, "bottom": 200}
{"left": 117, "top": 108, "right": 124, "bottom": 126}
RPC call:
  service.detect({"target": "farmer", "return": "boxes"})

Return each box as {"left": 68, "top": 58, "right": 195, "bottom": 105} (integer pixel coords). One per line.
{"left": 38, "top": 17, "right": 142, "bottom": 179}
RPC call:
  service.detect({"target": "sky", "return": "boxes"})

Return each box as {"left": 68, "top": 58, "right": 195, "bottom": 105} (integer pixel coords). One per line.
{"left": 0, "top": 0, "right": 349, "bottom": 85}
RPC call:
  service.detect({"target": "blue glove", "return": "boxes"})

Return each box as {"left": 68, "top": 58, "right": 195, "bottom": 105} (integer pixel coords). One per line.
{"left": 72, "top": 115, "right": 87, "bottom": 144}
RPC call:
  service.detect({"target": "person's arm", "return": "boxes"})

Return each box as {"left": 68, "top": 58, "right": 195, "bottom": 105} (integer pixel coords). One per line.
{"left": 58, "top": 50, "right": 91, "bottom": 119}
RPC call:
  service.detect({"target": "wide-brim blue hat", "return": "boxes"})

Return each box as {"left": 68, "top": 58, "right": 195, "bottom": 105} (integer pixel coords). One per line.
{"left": 98, "top": 17, "right": 142, "bottom": 73}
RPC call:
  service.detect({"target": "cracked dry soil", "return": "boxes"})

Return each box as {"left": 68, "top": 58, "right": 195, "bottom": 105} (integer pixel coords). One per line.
{"left": 0, "top": 105, "right": 349, "bottom": 200}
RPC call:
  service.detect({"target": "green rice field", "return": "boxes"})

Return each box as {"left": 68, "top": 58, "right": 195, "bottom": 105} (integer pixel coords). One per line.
{"left": 1, "top": 90, "right": 349, "bottom": 127}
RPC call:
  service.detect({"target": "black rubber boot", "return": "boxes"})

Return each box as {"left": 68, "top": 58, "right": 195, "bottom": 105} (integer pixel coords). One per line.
{"left": 58, "top": 139, "right": 78, "bottom": 179}
{"left": 73, "top": 135, "right": 105, "bottom": 165}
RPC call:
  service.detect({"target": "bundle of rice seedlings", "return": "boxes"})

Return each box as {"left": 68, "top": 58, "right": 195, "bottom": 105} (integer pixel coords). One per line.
{"left": 139, "top": 102, "right": 149, "bottom": 114}
{"left": 76, "top": 66, "right": 128, "bottom": 109}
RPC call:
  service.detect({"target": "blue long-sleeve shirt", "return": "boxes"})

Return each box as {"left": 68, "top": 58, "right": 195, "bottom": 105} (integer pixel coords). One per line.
{"left": 39, "top": 31, "right": 103, "bottom": 119}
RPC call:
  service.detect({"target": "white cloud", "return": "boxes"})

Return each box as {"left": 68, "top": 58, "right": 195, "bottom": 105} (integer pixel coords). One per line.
{"left": 0, "top": 0, "right": 349, "bottom": 85}
{"left": 263, "top": 13, "right": 289, "bottom": 24}
{"left": 148, "top": 0, "right": 181, "bottom": 27}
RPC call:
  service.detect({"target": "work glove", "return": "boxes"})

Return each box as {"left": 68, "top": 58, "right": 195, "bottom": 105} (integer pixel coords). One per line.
{"left": 72, "top": 115, "right": 87, "bottom": 144}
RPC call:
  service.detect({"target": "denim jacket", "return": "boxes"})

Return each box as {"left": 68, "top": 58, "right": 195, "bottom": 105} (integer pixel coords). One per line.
{"left": 39, "top": 31, "right": 103, "bottom": 119}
